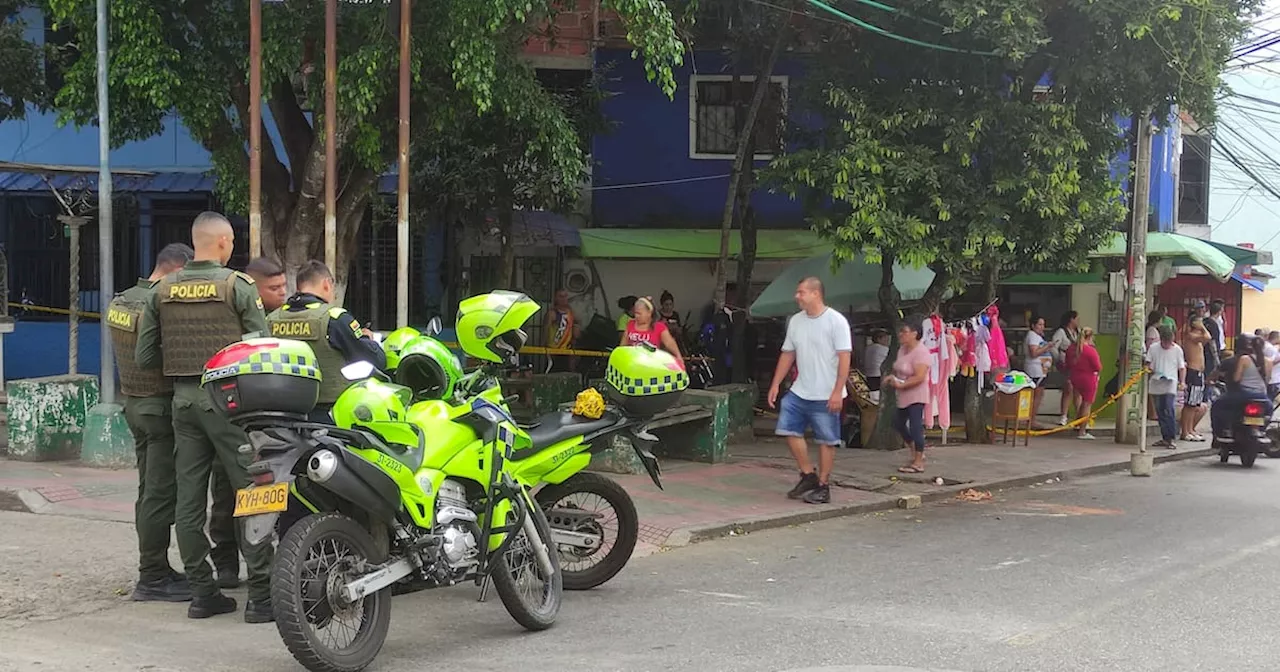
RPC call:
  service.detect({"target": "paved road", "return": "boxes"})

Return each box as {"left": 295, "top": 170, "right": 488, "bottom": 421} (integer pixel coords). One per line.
{"left": 3, "top": 457, "right": 1280, "bottom": 672}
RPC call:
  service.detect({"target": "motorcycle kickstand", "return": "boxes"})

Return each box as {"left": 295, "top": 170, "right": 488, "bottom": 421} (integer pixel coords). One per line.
{"left": 477, "top": 576, "right": 492, "bottom": 603}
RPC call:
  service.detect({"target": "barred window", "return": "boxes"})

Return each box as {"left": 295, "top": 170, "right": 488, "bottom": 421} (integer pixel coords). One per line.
{"left": 690, "top": 76, "right": 788, "bottom": 159}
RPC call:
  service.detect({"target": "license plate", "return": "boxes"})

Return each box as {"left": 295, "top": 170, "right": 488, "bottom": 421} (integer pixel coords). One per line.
{"left": 233, "top": 482, "right": 290, "bottom": 517}
{"left": 1244, "top": 416, "right": 1265, "bottom": 427}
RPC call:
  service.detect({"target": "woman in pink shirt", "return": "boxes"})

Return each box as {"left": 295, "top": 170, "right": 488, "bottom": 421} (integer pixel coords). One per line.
{"left": 886, "top": 315, "right": 932, "bottom": 473}
{"left": 620, "top": 296, "right": 685, "bottom": 366}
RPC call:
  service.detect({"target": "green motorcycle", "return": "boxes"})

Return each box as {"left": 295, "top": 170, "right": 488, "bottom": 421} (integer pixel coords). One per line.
{"left": 385, "top": 294, "right": 684, "bottom": 590}
{"left": 203, "top": 301, "right": 564, "bottom": 672}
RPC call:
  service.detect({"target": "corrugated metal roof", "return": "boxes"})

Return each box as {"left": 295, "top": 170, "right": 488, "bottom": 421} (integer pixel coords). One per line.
{"left": 0, "top": 171, "right": 215, "bottom": 193}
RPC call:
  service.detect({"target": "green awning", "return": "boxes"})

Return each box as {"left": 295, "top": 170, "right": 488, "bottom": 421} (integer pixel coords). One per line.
{"left": 577, "top": 228, "right": 827, "bottom": 259}
{"left": 1002, "top": 271, "right": 1103, "bottom": 285}
{"left": 1090, "top": 232, "right": 1239, "bottom": 282}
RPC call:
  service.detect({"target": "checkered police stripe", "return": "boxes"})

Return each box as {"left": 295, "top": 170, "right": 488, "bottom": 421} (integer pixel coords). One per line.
{"left": 237, "top": 351, "right": 322, "bottom": 381}
{"left": 606, "top": 367, "right": 688, "bottom": 396}
{"left": 497, "top": 423, "right": 516, "bottom": 459}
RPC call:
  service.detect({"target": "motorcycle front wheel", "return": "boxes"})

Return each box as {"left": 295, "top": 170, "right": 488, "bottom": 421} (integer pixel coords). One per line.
{"left": 272, "top": 513, "right": 393, "bottom": 672}
{"left": 536, "top": 472, "right": 639, "bottom": 590}
{"left": 491, "top": 500, "right": 562, "bottom": 631}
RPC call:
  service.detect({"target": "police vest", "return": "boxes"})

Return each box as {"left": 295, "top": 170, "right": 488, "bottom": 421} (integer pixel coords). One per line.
{"left": 106, "top": 291, "right": 171, "bottom": 397}
{"left": 267, "top": 303, "right": 347, "bottom": 404}
{"left": 155, "top": 273, "right": 245, "bottom": 377}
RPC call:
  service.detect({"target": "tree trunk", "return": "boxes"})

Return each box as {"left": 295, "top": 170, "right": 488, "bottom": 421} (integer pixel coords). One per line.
{"left": 497, "top": 191, "right": 516, "bottom": 289}
{"left": 869, "top": 253, "right": 903, "bottom": 450}
{"left": 711, "top": 16, "right": 789, "bottom": 308}
{"left": 964, "top": 264, "right": 1000, "bottom": 444}
{"left": 731, "top": 132, "right": 759, "bottom": 384}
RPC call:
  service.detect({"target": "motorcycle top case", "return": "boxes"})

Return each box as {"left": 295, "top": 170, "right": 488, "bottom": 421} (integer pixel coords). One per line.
{"left": 605, "top": 344, "right": 689, "bottom": 417}
{"left": 201, "top": 338, "right": 321, "bottom": 416}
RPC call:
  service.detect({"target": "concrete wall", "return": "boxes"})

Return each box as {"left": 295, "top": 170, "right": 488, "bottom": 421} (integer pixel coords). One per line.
{"left": 1241, "top": 287, "right": 1280, "bottom": 335}
{"left": 5, "top": 374, "right": 100, "bottom": 461}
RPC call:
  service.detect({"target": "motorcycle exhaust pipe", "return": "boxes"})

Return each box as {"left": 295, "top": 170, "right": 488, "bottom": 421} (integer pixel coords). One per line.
{"left": 306, "top": 449, "right": 399, "bottom": 524}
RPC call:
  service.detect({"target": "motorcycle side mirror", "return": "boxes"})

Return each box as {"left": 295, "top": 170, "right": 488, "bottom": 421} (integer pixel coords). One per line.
{"left": 341, "top": 361, "right": 376, "bottom": 381}
{"left": 426, "top": 316, "right": 443, "bottom": 336}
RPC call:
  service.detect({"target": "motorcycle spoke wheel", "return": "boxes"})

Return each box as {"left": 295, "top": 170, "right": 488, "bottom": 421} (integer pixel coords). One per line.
{"left": 490, "top": 502, "right": 562, "bottom": 631}
{"left": 546, "top": 493, "right": 618, "bottom": 571}
{"left": 273, "top": 514, "right": 392, "bottom": 672}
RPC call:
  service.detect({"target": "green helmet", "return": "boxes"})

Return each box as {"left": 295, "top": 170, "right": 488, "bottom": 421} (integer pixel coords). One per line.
{"left": 456, "top": 291, "right": 541, "bottom": 363}
{"left": 332, "top": 378, "right": 413, "bottom": 427}
{"left": 382, "top": 327, "right": 421, "bottom": 371}
{"left": 394, "top": 335, "right": 463, "bottom": 400}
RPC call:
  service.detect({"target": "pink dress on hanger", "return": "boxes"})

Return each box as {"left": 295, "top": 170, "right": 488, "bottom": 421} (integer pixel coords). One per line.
{"left": 986, "top": 305, "right": 1009, "bottom": 370}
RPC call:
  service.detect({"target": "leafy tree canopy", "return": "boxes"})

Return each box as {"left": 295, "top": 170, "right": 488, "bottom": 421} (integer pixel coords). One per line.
{"left": 0, "top": 0, "right": 46, "bottom": 121}
{"left": 43, "top": 0, "right": 684, "bottom": 291}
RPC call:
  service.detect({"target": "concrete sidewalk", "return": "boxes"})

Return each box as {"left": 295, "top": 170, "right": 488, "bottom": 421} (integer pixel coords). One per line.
{"left": 0, "top": 432, "right": 1220, "bottom": 557}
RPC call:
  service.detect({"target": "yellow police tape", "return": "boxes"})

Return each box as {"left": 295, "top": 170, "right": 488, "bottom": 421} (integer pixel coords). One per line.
{"left": 7, "top": 302, "right": 102, "bottom": 319}
{"left": 8, "top": 303, "right": 625, "bottom": 358}
{"left": 987, "top": 367, "right": 1151, "bottom": 437}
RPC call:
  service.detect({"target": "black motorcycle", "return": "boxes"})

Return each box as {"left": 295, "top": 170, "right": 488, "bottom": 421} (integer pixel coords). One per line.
{"left": 1213, "top": 385, "right": 1274, "bottom": 468}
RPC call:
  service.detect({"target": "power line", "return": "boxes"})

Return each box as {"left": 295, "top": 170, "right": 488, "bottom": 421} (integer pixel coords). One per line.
{"left": 802, "top": 0, "right": 998, "bottom": 55}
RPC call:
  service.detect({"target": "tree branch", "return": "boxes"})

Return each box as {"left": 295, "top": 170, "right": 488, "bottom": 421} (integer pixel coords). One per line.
{"left": 268, "top": 77, "right": 315, "bottom": 176}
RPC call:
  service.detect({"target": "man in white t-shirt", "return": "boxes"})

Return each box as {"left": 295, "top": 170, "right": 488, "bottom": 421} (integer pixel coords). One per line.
{"left": 862, "top": 329, "right": 890, "bottom": 391}
{"left": 767, "top": 277, "right": 852, "bottom": 505}
{"left": 1146, "top": 325, "right": 1186, "bottom": 449}
{"left": 1266, "top": 331, "right": 1280, "bottom": 399}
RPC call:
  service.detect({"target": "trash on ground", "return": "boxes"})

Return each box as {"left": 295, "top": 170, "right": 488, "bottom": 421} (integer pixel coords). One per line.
{"left": 956, "top": 488, "right": 994, "bottom": 502}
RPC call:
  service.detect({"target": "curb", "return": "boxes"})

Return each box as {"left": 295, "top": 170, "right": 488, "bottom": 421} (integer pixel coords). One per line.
{"left": 0, "top": 487, "right": 47, "bottom": 515}
{"left": 677, "top": 447, "right": 1216, "bottom": 546}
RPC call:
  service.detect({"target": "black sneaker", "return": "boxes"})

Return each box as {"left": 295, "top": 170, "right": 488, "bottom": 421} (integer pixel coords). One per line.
{"left": 802, "top": 484, "right": 831, "bottom": 505}
{"left": 216, "top": 566, "right": 242, "bottom": 590}
{"left": 244, "top": 599, "right": 274, "bottom": 624}
{"left": 131, "top": 576, "right": 193, "bottom": 603}
{"left": 167, "top": 569, "right": 189, "bottom": 588}
{"left": 188, "top": 593, "right": 237, "bottom": 619}
{"left": 787, "top": 472, "right": 820, "bottom": 499}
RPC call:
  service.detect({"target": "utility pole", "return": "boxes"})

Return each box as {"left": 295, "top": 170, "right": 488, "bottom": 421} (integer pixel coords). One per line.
{"left": 248, "top": 0, "right": 263, "bottom": 258}
{"left": 1119, "top": 112, "right": 1153, "bottom": 458}
{"left": 324, "top": 0, "right": 337, "bottom": 271}
{"left": 395, "top": 0, "right": 411, "bottom": 327}
{"left": 96, "top": 0, "right": 114, "bottom": 402}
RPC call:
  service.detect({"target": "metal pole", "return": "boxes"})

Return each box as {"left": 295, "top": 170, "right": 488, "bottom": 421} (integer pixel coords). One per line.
{"left": 395, "top": 0, "right": 410, "bottom": 327}
{"left": 96, "top": 0, "right": 114, "bottom": 403}
{"left": 62, "top": 216, "right": 83, "bottom": 376}
{"left": 249, "top": 0, "right": 263, "bottom": 258}
{"left": 324, "top": 0, "right": 337, "bottom": 270}
{"left": 1119, "top": 113, "right": 1153, "bottom": 446}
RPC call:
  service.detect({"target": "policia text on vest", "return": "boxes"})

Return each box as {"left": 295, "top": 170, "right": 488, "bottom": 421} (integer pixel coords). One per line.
{"left": 135, "top": 259, "right": 274, "bottom": 617}
{"left": 267, "top": 294, "right": 387, "bottom": 410}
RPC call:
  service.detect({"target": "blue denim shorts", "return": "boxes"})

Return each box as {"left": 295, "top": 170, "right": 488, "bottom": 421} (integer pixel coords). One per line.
{"left": 775, "top": 391, "right": 842, "bottom": 447}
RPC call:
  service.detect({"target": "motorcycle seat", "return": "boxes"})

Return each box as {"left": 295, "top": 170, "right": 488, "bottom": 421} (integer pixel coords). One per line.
{"left": 519, "top": 410, "right": 621, "bottom": 456}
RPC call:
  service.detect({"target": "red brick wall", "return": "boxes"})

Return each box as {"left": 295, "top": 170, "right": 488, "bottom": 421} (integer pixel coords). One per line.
{"left": 522, "top": 0, "right": 596, "bottom": 59}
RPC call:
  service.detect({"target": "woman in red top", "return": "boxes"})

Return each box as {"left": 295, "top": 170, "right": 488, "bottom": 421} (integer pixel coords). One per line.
{"left": 1066, "top": 327, "right": 1103, "bottom": 440}
{"left": 620, "top": 296, "right": 685, "bottom": 366}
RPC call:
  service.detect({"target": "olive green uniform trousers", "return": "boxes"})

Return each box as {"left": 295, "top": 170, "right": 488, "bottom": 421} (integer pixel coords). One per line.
{"left": 208, "top": 465, "right": 240, "bottom": 572}
{"left": 172, "top": 382, "right": 273, "bottom": 601}
{"left": 123, "top": 394, "right": 176, "bottom": 582}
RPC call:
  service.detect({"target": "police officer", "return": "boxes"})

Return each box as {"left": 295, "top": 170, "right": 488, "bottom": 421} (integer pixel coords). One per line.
{"left": 205, "top": 257, "right": 287, "bottom": 590}
{"left": 268, "top": 260, "right": 386, "bottom": 421}
{"left": 107, "top": 243, "right": 195, "bottom": 603}
{"left": 135, "top": 212, "right": 273, "bottom": 623}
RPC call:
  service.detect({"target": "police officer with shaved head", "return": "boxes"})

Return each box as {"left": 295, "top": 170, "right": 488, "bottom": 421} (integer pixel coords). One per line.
{"left": 267, "top": 260, "right": 385, "bottom": 422}
{"left": 107, "top": 242, "right": 195, "bottom": 603}
{"left": 135, "top": 211, "right": 274, "bottom": 623}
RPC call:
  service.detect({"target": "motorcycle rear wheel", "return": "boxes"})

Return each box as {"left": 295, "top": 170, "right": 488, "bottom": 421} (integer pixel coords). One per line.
{"left": 491, "top": 500, "right": 562, "bottom": 631}
{"left": 273, "top": 513, "right": 393, "bottom": 672}
{"left": 536, "top": 472, "right": 639, "bottom": 590}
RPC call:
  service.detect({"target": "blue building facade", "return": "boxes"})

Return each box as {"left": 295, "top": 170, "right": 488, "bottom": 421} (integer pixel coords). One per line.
{"left": 590, "top": 46, "right": 1182, "bottom": 233}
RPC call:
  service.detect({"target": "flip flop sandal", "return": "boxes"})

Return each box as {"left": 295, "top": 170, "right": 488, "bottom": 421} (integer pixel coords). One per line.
{"left": 898, "top": 466, "right": 924, "bottom": 474}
